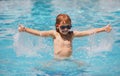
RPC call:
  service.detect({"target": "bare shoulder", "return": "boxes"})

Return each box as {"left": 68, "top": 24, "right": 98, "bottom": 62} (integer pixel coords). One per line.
{"left": 53, "top": 31, "right": 59, "bottom": 36}
{"left": 49, "top": 30, "right": 58, "bottom": 38}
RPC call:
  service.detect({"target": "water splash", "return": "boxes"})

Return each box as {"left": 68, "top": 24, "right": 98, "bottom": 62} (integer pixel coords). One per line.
{"left": 87, "top": 30, "right": 114, "bottom": 57}
{"left": 13, "top": 32, "right": 50, "bottom": 57}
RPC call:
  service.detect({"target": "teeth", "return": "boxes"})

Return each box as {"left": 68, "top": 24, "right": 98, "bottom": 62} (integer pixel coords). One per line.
{"left": 63, "top": 31, "right": 67, "bottom": 32}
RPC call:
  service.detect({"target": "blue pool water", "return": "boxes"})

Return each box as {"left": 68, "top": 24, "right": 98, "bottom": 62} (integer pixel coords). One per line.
{"left": 0, "top": 0, "right": 120, "bottom": 76}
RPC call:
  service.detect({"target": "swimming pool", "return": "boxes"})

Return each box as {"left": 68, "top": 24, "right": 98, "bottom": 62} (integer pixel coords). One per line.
{"left": 0, "top": 0, "right": 120, "bottom": 76}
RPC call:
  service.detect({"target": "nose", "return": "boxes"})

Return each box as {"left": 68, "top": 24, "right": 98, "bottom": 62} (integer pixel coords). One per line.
{"left": 64, "top": 28, "right": 68, "bottom": 31}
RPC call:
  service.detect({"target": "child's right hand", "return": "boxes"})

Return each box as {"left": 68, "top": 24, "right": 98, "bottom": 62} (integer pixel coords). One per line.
{"left": 18, "top": 24, "right": 26, "bottom": 32}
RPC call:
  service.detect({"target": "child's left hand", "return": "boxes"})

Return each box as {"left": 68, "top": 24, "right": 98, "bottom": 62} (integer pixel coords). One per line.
{"left": 103, "top": 24, "right": 112, "bottom": 32}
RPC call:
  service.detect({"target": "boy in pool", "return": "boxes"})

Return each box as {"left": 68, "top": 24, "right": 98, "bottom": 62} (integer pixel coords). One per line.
{"left": 18, "top": 14, "right": 112, "bottom": 60}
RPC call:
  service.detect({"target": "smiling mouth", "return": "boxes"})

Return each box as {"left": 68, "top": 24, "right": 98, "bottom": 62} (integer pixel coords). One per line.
{"left": 62, "top": 30, "right": 68, "bottom": 33}
{"left": 61, "top": 31, "right": 69, "bottom": 35}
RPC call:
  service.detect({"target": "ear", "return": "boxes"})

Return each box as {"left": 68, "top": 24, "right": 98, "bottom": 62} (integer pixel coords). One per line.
{"left": 56, "top": 24, "right": 59, "bottom": 29}
{"left": 56, "top": 26, "right": 59, "bottom": 29}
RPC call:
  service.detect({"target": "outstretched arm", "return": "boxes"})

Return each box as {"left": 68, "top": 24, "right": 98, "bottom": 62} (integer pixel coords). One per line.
{"left": 73, "top": 24, "right": 112, "bottom": 37}
{"left": 18, "top": 24, "right": 55, "bottom": 37}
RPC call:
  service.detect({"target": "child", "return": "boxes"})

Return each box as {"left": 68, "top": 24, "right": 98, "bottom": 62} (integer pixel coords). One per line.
{"left": 18, "top": 14, "right": 112, "bottom": 60}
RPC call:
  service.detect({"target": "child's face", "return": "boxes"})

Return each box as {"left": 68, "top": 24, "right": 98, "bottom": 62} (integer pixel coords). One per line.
{"left": 58, "top": 24, "right": 72, "bottom": 35}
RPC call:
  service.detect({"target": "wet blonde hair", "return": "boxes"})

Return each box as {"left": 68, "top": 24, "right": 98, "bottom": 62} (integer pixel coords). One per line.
{"left": 55, "top": 14, "right": 71, "bottom": 32}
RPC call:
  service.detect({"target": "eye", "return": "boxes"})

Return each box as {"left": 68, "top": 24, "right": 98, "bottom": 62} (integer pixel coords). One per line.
{"left": 60, "top": 26, "right": 66, "bottom": 29}
{"left": 68, "top": 26, "right": 72, "bottom": 29}
{"left": 60, "top": 25, "right": 72, "bottom": 30}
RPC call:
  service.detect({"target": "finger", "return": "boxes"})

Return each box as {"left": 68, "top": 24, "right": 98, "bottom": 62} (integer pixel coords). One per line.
{"left": 108, "top": 24, "right": 111, "bottom": 27}
{"left": 19, "top": 24, "right": 24, "bottom": 27}
{"left": 18, "top": 27, "right": 21, "bottom": 31}
{"left": 19, "top": 24, "right": 22, "bottom": 27}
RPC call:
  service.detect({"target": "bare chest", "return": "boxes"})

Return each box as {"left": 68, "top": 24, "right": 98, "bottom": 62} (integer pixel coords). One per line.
{"left": 54, "top": 35, "right": 72, "bottom": 48}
